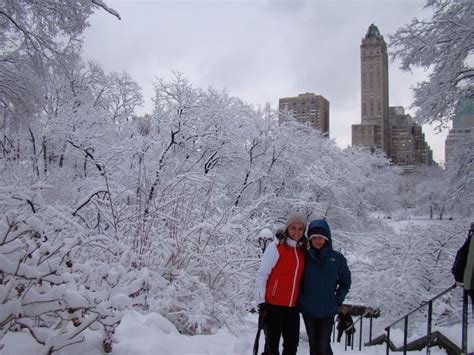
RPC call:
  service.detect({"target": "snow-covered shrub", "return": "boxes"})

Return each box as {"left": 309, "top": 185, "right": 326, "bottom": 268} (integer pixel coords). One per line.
{"left": 0, "top": 186, "right": 147, "bottom": 353}
{"left": 146, "top": 209, "right": 255, "bottom": 335}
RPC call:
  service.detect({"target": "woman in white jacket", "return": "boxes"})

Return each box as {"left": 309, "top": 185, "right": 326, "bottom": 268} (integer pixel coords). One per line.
{"left": 255, "top": 209, "right": 308, "bottom": 355}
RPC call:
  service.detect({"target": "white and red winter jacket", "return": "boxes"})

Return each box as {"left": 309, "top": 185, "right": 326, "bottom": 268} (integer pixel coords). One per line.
{"left": 255, "top": 239, "right": 305, "bottom": 307}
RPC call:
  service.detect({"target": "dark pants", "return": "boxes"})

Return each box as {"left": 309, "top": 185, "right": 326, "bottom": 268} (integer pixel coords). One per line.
{"left": 337, "top": 328, "right": 353, "bottom": 346}
{"left": 263, "top": 304, "right": 300, "bottom": 355}
{"left": 303, "top": 315, "right": 334, "bottom": 355}
{"left": 336, "top": 329, "right": 344, "bottom": 343}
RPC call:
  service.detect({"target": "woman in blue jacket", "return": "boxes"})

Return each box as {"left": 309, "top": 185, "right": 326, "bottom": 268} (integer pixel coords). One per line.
{"left": 298, "top": 219, "right": 351, "bottom": 355}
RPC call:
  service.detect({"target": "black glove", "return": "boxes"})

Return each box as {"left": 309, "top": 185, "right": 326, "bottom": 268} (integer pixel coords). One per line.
{"left": 257, "top": 303, "right": 267, "bottom": 328}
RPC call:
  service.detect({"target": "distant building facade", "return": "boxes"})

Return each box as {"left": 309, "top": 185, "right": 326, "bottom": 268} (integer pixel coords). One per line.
{"left": 389, "top": 106, "right": 433, "bottom": 166}
{"left": 388, "top": 106, "right": 416, "bottom": 165}
{"left": 279, "top": 93, "right": 330, "bottom": 136}
{"left": 445, "top": 97, "right": 474, "bottom": 167}
{"left": 352, "top": 24, "right": 433, "bottom": 166}
{"left": 413, "top": 126, "right": 433, "bottom": 165}
{"left": 352, "top": 24, "right": 389, "bottom": 155}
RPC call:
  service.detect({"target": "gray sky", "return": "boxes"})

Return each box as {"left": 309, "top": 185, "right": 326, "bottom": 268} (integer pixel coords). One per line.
{"left": 83, "top": 0, "right": 449, "bottom": 164}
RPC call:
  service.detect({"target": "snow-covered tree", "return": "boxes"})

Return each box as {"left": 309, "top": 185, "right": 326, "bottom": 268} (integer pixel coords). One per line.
{"left": 390, "top": 0, "right": 474, "bottom": 128}
{"left": 444, "top": 134, "right": 474, "bottom": 216}
{"left": 0, "top": 0, "right": 120, "bottom": 118}
{"left": 410, "top": 166, "right": 450, "bottom": 219}
{"left": 350, "top": 219, "right": 467, "bottom": 322}
{"left": 98, "top": 71, "right": 144, "bottom": 127}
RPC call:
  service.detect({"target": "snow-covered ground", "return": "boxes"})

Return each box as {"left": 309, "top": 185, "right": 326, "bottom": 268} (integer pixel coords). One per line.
{"left": 2, "top": 310, "right": 455, "bottom": 354}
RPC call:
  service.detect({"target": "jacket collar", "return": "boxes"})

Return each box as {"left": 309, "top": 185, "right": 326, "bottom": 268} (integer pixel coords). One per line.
{"left": 286, "top": 238, "right": 298, "bottom": 247}
{"left": 309, "top": 245, "right": 331, "bottom": 259}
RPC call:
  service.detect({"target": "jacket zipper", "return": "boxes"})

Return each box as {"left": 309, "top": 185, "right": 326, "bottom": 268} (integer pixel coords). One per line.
{"left": 289, "top": 247, "right": 299, "bottom": 306}
{"left": 272, "top": 280, "right": 279, "bottom": 298}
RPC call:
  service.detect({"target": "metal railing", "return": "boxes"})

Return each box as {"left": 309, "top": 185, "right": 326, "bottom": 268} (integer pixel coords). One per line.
{"left": 337, "top": 223, "right": 473, "bottom": 353}
{"left": 383, "top": 283, "right": 470, "bottom": 355}
{"left": 331, "top": 307, "right": 380, "bottom": 351}
{"left": 344, "top": 310, "right": 370, "bottom": 351}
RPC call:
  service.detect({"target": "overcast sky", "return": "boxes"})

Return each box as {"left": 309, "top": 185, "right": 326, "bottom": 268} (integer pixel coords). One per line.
{"left": 83, "top": 0, "right": 449, "bottom": 164}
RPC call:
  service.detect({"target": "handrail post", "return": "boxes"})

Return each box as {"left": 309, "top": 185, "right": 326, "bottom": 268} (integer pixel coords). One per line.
{"left": 332, "top": 322, "right": 335, "bottom": 343}
{"left": 386, "top": 327, "right": 390, "bottom": 355}
{"left": 350, "top": 319, "right": 354, "bottom": 351}
{"left": 369, "top": 314, "right": 373, "bottom": 344}
{"left": 403, "top": 316, "right": 408, "bottom": 355}
{"left": 462, "top": 289, "right": 468, "bottom": 354}
{"left": 427, "top": 300, "right": 432, "bottom": 355}
{"left": 351, "top": 328, "right": 354, "bottom": 351}
{"left": 359, "top": 314, "right": 363, "bottom": 351}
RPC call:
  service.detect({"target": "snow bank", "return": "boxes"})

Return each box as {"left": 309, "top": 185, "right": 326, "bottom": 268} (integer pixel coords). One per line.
{"left": 0, "top": 311, "right": 457, "bottom": 354}
{"left": 113, "top": 311, "right": 251, "bottom": 354}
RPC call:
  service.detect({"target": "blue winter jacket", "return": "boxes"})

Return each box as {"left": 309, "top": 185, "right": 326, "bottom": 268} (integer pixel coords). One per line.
{"left": 298, "top": 219, "right": 351, "bottom": 319}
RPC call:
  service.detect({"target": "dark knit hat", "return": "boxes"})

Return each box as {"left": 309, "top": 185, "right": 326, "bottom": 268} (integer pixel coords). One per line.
{"left": 308, "top": 227, "right": 328, "bottom": 241}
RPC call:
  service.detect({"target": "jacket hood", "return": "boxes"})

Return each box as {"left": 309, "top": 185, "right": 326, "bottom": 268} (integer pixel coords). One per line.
{"left": 307, "top": 219, "right": 332, "bottom": 250}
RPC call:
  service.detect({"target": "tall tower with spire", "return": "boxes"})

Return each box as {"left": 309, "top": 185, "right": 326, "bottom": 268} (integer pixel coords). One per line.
{"left": 352, "top": 24, "right": 390, "bottom": 155}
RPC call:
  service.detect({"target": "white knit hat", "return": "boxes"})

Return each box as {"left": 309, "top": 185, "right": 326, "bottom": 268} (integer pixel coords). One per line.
{"left": 285, "top": 208, "right": 307, "bottom": 229}
{"left": 307, "top": 224, "right": 329, "bottom": 241}
{"left": 308, "top": 233, "right": 328, "bottom": 241}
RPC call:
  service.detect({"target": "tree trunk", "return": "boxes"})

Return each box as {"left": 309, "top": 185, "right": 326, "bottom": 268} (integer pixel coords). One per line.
{"left": 29, "top": 127, "right": 40, "bottom": 178}
{"left": 42, "top": 136, "right": 47, "bottom": 175}
{"left": 59, "top": 141, "right": 67, "bottom": 168}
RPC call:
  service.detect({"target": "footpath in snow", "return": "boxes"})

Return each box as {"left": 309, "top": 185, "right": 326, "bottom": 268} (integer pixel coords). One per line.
{"left": 2, "top": 311, "right": 453, "bottom": 355}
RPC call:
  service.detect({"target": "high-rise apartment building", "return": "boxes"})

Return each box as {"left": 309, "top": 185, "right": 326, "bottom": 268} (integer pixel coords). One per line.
{"left": 388, "top": 107, "right": 416, "bottom": 165}
{"left": 352, "top": 24, "right": 389, "bottom": 155}
{"left": 279, "top": 93, "right": 330, "bottom": 136}
{"left": 445, "top": 98, "right": 474, "bottom": 167}
{"left": 388, "top": 106, "right": 433, "bottom": 166}
{"left": 453, "top": 97, "right": 474, "bottom": 129}
{"left": 413, "top": 126, "right": 432, "bottom": 165}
